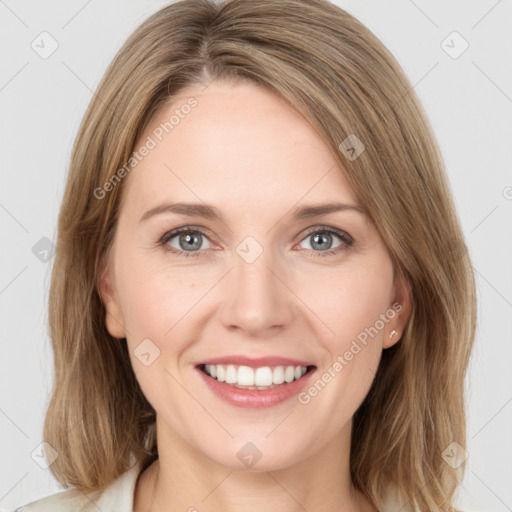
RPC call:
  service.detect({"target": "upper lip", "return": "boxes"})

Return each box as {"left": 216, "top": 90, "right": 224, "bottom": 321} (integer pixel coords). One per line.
{"left": 195, "top": 355, "right": 315, "bottom": 368}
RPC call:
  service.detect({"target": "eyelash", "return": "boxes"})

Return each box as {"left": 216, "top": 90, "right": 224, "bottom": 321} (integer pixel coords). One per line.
{"left": 158, "top": 225, "right": 354, "bottom": 259}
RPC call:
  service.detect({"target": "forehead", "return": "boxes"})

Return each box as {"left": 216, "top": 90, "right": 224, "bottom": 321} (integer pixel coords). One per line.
{"left": 121, "top": 80, "right": 359, "bottom": 214}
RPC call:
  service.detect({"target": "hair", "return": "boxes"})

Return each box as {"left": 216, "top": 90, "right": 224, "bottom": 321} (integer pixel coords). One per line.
{"left": 44, "top": 0, "right": 477, "bottom": 510}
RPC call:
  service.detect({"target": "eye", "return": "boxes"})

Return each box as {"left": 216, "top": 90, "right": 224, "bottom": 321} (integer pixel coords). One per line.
{"left": 160, "top": 227, "right": 213, "bottom": 258}
{"left": 297, "top": 227, "right": 353, "bottom": 258}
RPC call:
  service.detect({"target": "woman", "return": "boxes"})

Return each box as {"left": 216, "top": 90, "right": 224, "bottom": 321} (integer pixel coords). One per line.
{"left": 14, "top": 0, "right": 476, "bottom": 510}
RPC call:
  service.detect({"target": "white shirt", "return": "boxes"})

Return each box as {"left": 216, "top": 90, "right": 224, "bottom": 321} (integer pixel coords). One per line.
{"left": 14, "top": 461, "right": 143, "bottom": 511}
{"left": 14, "top": 460, "right": 407, "bottom": 511}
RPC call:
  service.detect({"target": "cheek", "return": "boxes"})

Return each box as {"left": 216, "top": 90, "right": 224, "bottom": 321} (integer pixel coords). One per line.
{"left": 297, "top": 258, "right": 394, "bottom": 344}
{"left": 116, "top": 254, "right": 200, "bottom": 338}
{"left": 295, "top": 264, "right": 391, "bottom": 424}
{"left": 116, "top": 261, "right": 199, "bottom": 404}
{"left": 115, "top": 256, "right": 213, "bottom": 397}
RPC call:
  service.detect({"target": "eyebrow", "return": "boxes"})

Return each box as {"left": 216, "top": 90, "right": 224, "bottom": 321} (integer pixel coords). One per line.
{"left": 139, "top": 201, "right": 366, "bottom": 224}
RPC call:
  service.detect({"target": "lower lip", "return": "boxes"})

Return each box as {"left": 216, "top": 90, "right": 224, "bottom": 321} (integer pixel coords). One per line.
{"left": 196, "top": 366, "right": 316, "bottom": 409}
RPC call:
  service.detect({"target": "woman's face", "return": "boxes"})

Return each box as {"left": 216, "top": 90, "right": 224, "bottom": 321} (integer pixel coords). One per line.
{"left": 99, "top": 79, "right": 410, "bottom": 471}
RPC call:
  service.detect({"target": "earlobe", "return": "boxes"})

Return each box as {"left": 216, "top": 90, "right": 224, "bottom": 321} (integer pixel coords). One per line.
{"left": 97, "top": 255, "right": 126, "bottom": 339}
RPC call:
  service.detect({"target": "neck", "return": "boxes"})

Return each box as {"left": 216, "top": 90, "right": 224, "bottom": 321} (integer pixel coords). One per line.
{"left": 134, "top": 418, "right": 377, "bottom": 512}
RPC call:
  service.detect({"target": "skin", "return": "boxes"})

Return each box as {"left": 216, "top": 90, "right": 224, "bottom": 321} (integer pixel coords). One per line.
{"left": 99, "top": 79, "right": 411, "bottom": 512}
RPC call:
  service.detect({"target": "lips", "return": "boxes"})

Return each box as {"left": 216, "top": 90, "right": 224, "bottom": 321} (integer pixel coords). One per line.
{"left": 194, "top": 355, "right": 317, "bottom": 409}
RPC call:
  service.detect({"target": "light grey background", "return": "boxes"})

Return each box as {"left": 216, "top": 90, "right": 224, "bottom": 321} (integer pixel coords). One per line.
{"left": 1, "top": 1, "right": 511, "bottom": 511}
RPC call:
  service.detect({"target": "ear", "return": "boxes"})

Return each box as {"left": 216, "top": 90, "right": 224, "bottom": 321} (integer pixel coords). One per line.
{"left": 97, "top": 253, "right": 126, "bottom": 339}
{"left": 383, "top": 267, "right": 412, "bottom": 349}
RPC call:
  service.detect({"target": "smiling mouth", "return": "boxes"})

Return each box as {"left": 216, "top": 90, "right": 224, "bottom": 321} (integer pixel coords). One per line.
{"left": 197, "top": 363, "right": 316, "bottom": 390}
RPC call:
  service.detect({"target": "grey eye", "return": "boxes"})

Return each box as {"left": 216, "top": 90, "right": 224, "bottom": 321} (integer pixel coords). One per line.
{"left": 167, "top": 231, "right": 212, "bottom": 252}
{"left": 300, "top": 231, "right": 343, "bottom": 251}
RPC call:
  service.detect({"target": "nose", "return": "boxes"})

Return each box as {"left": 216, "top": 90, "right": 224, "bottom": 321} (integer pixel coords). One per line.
{"left": 220, "top": 244, "right": 295, "bottom": 338}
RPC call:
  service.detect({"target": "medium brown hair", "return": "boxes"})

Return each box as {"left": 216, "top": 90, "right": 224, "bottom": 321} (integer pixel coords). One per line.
{"left": 44, "top": 0, "right": 476, "bottom": 510}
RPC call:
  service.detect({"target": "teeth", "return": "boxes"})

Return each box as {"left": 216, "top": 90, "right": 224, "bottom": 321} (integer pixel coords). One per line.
{"left": 225, "top": 364, "right": 237, "bottom": 384}
{"left": 255, "top": 366, "right": 273, "bottom": 386}
{"left": 203, "top": 364, "right": 308, "bottom": 388}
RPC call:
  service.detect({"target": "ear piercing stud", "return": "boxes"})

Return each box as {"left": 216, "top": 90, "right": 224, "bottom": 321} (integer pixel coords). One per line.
{"left": 389, "top": 330, "right": 399, "bottom": 339}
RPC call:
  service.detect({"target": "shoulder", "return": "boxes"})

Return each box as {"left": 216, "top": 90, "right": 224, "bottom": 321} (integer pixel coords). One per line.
{"left": 14, "top": 461, "right": 144, "bottom": 512}
{"left": 13, "top": 487, "right": 102, "bottom": 512}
